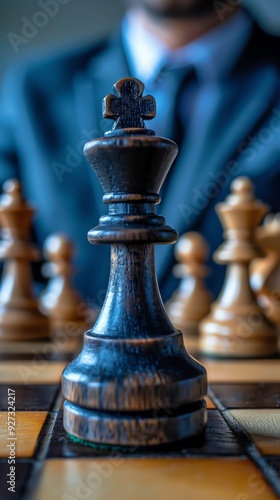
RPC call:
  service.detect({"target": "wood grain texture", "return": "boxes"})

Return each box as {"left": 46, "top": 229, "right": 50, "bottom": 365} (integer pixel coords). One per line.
{"left": 0, "top": 411, "right": 47, "bottom": 457}
{"left": 32, "top": 458, "right": 278, "bottom": 500}
{"left": 0, "top": 355, "right": 279, "bottom": 497}
{"left": 62, "top": 77, "right": 207, "bottom": 446}
{"left": 0, "top": 361, "right": 66, "bottom": 384}
{"left": 60, "top": 395, "right": 215, "bottom": 410}
{"left": 0, "top": 384, "right": 60, "bottom": 411}
{"left": 0, "top": 336, "right": 82, "bottom": 361}
{"left": 211, "top": 383, "right": 280, "bottom": 408}
{"left": 204, "top": 359, "right": 280, "bottom": 383}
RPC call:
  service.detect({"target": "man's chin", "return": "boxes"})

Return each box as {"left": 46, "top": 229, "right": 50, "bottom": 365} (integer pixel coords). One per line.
{"left": 134, "top": 0, "right": 215, "bottom": 19}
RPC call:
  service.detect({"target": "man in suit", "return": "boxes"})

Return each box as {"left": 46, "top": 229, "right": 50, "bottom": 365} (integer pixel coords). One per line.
{"left": 1, "top": 0, "right": 280, "bottom": 305}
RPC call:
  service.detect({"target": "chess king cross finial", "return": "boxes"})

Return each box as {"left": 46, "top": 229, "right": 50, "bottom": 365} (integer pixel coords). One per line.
{"left": 103, "top": 77, "right": 156, "bottom": 130}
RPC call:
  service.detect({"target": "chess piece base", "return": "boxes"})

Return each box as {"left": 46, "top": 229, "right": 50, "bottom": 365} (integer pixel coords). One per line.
{"left": 0, "top": 306, "right": 49, "bottom": 341}
{"left": 199, "top": 261, "right": 278, "bottom": 357}
{"left": 63, "top": 330, "right": 207, "bottom": 445}
{"left": 199, "top": 308, "right": 278, "bottom": 358}
{"left": 64, "top": 400, "right": 207, "bottom": 447}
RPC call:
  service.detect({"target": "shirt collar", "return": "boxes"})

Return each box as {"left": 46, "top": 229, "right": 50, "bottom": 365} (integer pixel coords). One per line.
{"left": 122, "top": 8, "right": 253, "bottom": 86}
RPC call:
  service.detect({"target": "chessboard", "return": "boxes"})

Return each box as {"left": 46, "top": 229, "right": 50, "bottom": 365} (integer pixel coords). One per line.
{"left": 0, "top": 76, "right": 280, "bottom": 500}
{"left": 0, "top": 336, "right": 279, "bottom": 500}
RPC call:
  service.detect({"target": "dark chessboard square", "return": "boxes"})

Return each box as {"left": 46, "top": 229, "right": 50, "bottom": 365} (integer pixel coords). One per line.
{"left": 0, "top": 461, "right": 33, "bottom": 500}
{"left": 0, "top": 384, "right": 60, "bottom": 411}
{"left": 0, "top": 352, "right": 73, "bottom": 361}
{"left": 264, "top": 456, "right": 280, "bottom": 480}
{"left": 47, "top": 410, "right": 246, "bottom": 459}
{"left": 211, "top": 383, "right": 280, "bottom": 408}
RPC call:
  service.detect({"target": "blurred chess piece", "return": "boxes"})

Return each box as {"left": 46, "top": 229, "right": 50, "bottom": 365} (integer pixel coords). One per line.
{"left": 166, "top": 232, "right": 212, "bottom": 345}
{"left": 39, "top": 234, "right": 97, "bottom": 332}
{"left": 199, "top": 177, "right": 278, "bottom": 358}
{"left": 251, "top": 213, "right": 280, "bottom": 326}
{"left": 0, "top": 179, "right": 49, "bottom": 340}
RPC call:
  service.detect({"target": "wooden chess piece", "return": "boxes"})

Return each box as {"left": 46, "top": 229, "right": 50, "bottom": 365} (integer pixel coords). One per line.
{"left": 0, "top": 179, "right": 49, "bottom": 340}
{"left": 251, "top": 213, "right": 280, "bottom": 325}
{"left": 39, "top": 233, "right": 96, "bottom": 332}
{"left": 199, "top": 177, "right": 278, "bottom": 358}
{"left": 62, "top": 77, "right": 207, "bottom": 446}
{"left": 166, "top": 232, "right": 212, "bottom": 341}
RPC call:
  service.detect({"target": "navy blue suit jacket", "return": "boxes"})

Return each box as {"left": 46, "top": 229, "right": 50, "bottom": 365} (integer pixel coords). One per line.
{"left": 1, "top": 22, "right": 280, "bottom": 304}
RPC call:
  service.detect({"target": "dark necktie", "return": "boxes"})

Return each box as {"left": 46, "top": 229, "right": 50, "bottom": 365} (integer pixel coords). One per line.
{"left": 169, "top": 66, "right": 198, "bottom": 149}
{"left": 150, "top": 65, "right": 197, "bottom": 196}
{"left": 149, "top": 65, "right": 197, "bottom": 140}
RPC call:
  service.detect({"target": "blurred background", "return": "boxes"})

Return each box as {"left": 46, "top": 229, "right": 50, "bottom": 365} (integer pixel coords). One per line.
{"left": 0, "top": 0, "right": 126, "bottom": 81}
{"left": 1, "top": 0, "right": 280, "bottom": 83}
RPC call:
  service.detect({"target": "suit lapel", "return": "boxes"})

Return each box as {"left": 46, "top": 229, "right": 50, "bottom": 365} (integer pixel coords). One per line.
{"left": 157, "top": 63, "right": 280, "bottom": 281}
{"left": 84, "top": 30, "right": 131, "bottom": 135}
{"left": 72, "top": 31, "right": 131, "bottom": 218}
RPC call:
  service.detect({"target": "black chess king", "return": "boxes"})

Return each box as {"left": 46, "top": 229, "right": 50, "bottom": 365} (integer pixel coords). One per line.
{"left": 62, "top": 77, "right": 207, "bottom": 446}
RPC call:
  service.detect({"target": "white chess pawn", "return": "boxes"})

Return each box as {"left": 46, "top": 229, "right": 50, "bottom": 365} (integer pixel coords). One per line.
{"left": 166, "top": 232, "right": 212, "bottom": 341}
{"left": 39, "top": 233, "right": 96, "bottom": 332}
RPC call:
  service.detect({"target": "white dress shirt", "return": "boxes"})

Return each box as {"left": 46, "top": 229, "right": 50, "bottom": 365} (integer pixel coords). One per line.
{"left": 122, "top": 9, "right": 253, "bottom": 138}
